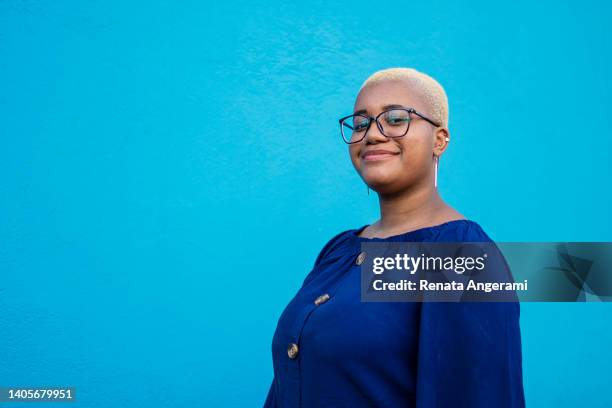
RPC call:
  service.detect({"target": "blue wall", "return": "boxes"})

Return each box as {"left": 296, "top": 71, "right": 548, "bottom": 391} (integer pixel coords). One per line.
{"left": 1, "top": 1, "right": 611, "bottom": 406}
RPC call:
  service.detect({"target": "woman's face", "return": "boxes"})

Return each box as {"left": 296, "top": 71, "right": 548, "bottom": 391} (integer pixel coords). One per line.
{"left": 349, "top": 79, "right": 446, "bottom": 195}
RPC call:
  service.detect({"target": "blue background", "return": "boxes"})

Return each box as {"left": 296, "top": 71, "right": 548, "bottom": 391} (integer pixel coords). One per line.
{"left": 1, "top": 1, "right": 611, "bottom": 406}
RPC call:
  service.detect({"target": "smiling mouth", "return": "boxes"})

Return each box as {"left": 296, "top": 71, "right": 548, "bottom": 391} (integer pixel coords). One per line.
{"left": 362, "top": 152, "right": 399, "bottom": 162}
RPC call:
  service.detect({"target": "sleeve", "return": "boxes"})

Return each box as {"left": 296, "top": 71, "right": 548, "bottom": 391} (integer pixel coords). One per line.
{"left": 415, "top": 301, "right": 525, "bottom": 407}
{"left": 262, "top": 228, "right": 353, "bottom": 407}
{"left": 262, "top": 377, "right": 278, "bottom": 407}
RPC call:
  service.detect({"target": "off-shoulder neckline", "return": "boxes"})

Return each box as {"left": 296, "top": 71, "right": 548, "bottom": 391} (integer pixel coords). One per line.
{"left": 351, "top": 219, "right": 475, "bottom": 242}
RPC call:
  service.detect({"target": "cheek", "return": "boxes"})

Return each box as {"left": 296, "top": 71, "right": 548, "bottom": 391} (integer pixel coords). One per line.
{"left": 393, "top": 138, "right": 433, "bottom": 181}
{"left": 348, "top": 145, "right": 360, "bottom": 169}
{"left": 399, "top": 136, "right": 430, "bottom": 165}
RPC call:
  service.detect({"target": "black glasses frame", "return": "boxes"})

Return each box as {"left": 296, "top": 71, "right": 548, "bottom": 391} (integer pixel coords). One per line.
{"left": 338, "top": 107, "right": 441, "bottom": 144}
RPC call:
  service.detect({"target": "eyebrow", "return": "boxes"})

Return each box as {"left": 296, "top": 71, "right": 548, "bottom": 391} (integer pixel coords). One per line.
{"left": 353, "top": 104, "right": 406, "bottom": 115}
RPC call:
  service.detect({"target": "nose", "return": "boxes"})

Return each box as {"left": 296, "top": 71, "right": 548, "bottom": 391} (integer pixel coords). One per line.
{"left": 363, "top": 119, "right": 388, "bottom": 144}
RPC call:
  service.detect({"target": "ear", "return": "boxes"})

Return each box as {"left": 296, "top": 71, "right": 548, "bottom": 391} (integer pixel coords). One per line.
{"left": 432, "top": 127, "right": 450, "bottom": 156}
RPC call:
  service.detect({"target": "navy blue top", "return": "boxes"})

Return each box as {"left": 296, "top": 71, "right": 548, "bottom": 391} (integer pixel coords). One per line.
{"left": 264, "top": 219, "right": 525, "bottom": 407}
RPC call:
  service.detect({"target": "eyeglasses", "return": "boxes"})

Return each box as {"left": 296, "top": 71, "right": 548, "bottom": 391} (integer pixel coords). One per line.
{"left": 338, "top": 107, "right": 440, "bottom": 144}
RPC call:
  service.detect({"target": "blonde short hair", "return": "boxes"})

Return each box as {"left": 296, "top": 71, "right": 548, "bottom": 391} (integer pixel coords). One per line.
{"left": 359, "top": 67, "right": 449, "bottom": 128}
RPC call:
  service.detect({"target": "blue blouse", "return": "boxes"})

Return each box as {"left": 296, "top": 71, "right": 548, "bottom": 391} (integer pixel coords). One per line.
{"left": 264, "top": 219, "right": 525, "bottom": 407}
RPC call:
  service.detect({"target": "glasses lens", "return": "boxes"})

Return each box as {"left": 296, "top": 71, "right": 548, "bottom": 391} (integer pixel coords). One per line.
{"left": 380, "top": 109, "right": 411, "bottom": 137}
{"left": 341, "top": 115, "right": 370, "bottom": 143}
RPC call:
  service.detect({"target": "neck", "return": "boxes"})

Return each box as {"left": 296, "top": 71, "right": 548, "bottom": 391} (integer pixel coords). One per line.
{"left": 376, "top": 181, "right": 446, "bottom": 233}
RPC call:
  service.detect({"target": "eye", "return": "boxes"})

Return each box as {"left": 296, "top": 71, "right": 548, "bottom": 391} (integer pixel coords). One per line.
{"left": 384, "top": 111, "right": 411, "bottom": 126}
{"left": 353, "top": 117, "right": 370, "bottom": 132}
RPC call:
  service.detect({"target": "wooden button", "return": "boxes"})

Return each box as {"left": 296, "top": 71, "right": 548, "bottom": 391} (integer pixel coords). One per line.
{"left": 287, "top": 343, "right": 299, "bottom": 359}
{"left": 356, "top": 251, "right": 367, "bottom": 265}
{"left": 314, "top": 293, "right": 330, "bottom": 306}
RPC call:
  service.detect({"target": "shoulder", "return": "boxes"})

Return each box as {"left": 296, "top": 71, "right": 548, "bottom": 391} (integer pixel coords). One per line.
{"left": 434, "top": 219, "right": 494, "bottom": 243}
{"left": 312, "top": 226, "right": 360, "bottom": 267}
{"left": 300, "top": 227, "right": 359, "bottom": 288}
{"left": 462, "top": 220, "right": 495, "bottom": 242}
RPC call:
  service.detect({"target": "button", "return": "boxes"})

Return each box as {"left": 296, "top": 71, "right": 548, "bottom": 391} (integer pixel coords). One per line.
{"left": 314, "top": 293, "right": 330, "bottom": 306}
{"left": 356, "top": 251, "right": 367, "bottom": 265}
{"left": 287, "top": 343, "right": 299, "bottom": 359}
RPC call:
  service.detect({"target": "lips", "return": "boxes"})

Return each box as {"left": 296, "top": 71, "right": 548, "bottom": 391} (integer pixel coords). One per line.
{"left": 362, "top": 149, "right": 400, "bottom": 162}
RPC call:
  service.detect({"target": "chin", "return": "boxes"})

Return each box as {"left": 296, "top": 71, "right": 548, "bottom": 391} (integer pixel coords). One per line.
{"left": 361, "top": 167, "right": 401, "bottom": 186}
{"left": 363, "top": 170, "right": 421, "bottom": 195}
{"left": 363, "top": 176, "right": 401, "bottom": 194}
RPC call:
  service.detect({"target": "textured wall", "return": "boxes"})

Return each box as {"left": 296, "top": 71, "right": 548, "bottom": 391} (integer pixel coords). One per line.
{"left": 1, "top": 0, "right": 611, "bottom": 406}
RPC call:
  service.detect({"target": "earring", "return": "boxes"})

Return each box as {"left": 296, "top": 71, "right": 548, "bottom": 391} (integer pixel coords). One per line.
{"left": 434, "top": 155, "right": 439, "bottom": 188}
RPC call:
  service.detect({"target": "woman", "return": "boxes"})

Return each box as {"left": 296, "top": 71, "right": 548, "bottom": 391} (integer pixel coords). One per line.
{"left": 263, "top": 67, "right": 525, "bottom": 407}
